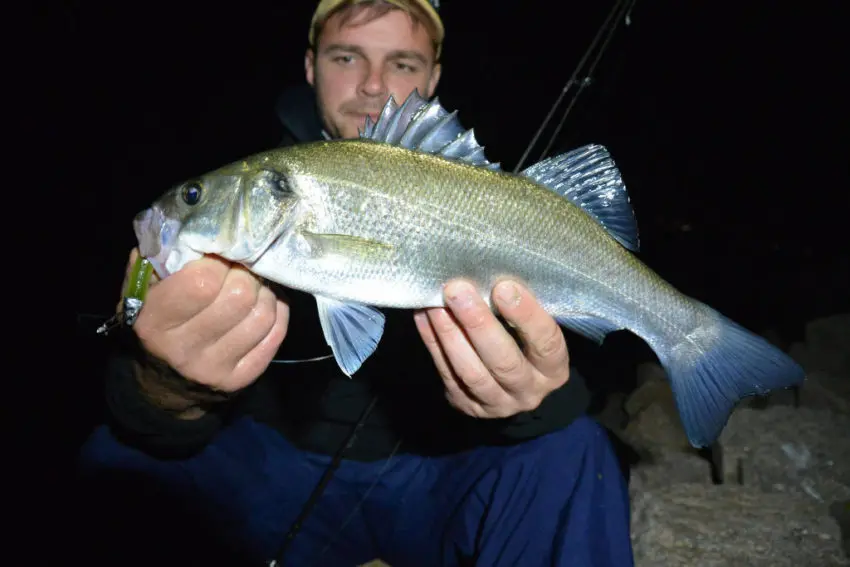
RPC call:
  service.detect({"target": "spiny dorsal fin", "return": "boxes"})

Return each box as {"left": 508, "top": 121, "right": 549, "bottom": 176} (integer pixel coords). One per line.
{"left": 359, "top": 90, "right": 501, "bottom": 171}
{"left": 521, "top": 144, "right": 640, "bottom": 251}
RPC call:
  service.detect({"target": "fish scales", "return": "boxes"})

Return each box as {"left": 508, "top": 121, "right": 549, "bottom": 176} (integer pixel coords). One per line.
{"left": 129, "top": 90, "right": 806, "bottom": 448}
{"left": 271, "top": 139, "right": 699, "bottom": 347}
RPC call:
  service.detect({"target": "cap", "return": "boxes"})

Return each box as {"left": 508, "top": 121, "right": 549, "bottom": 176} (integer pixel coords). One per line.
{"left": 308, "top": 0, "right": 444, "bottom": 58}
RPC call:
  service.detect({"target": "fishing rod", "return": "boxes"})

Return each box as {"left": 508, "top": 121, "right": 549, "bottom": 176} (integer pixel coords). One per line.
{"left": 272, "top": 4, "right": 643, "bottom": 562}
{"left": 78, "top": 5, "right": 642, "bottom": 562}
{"left": 78, "top": 0, "right": 637, "bottom": 344}
{"left": 513, "top": 0, "right": 637, "bottom": 173}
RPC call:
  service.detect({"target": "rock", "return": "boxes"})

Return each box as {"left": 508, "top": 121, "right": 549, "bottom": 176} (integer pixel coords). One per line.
{"left": 804, "top": 314, "right": 850, "bottom": 377}
{"left": 592, "top": 391, "right": 629, "bottom": 434}
{"left": 630, "top": 483, "right": 849, "bottom": 566}
{"left": 623, "top": 314, "right": 850, "bottom": 566}
{"left": 622, "top": 366, "right": 692, "bottom": 453}
{"left": 788, "top": 321, "right": 850, "bottom": 412}
{"left": 629, "top": 451, "right": 713, "bottom": 492}
{"left": 831, "top": 500, "right": 850, "bottom": 558}
{"left": 635, "top": 360, "right": 668, "bottom": 387}
{"left": 719, "top": 406, "right": 850, "bottom": 504}
{"left": 743, "top": 314, "right": 850, "bottom": 412}
{"left": 617, "top": 362, "right": 722, "bottom": 484}
{"left": 796, "top": 369, "right": 850, "bottom": 414}
{"left": 624, "top": 393, "right": 691, "bottom": 452}
{"left": 792, "top": 314, "right": 849, "bottom": 412}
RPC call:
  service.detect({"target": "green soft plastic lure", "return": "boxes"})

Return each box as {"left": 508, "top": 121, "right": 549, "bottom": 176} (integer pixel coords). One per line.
{"left": 96, "top": 255, "right": 154, "bottom": 335}
{"left": 94, "top": 255, "right": 333, "bottom": 365}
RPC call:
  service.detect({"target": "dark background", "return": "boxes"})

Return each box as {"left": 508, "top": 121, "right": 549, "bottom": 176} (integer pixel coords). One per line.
{"left": 36, "top": 0, "right": 850, "bottom": 560}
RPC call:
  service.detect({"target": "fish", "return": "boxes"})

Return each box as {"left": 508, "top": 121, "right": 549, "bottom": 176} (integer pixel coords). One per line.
{"left": 131, "top": 89, "right": 806, "bottom": 448}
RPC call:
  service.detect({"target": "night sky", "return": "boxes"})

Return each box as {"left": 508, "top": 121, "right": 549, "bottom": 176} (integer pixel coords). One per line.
{"left": 39, "top": 0, "right": 850, "bottom": 558}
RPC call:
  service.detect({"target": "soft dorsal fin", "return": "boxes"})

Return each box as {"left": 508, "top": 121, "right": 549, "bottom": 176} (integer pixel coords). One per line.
{"left": 360, "top": 90, "right": 502, "bottom": 171}
{"left": 521, "top": 144, "right": 640, "bottom": 251}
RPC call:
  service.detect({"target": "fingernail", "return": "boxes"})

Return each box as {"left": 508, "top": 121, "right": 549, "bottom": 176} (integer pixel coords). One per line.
{"left": 495, "top": 281, "right": 521, "bottom": 307}
{"left": 445, "top": 281, "right": 475, "bottom": 308}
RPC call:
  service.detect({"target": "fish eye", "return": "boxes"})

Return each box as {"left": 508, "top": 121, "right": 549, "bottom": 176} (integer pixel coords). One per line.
{"left": 181, "top": 182, "right": 203, "bottom": 206}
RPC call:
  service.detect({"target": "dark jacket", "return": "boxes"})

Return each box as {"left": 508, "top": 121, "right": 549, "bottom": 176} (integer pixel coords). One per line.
{"left": 102, "top": 83, "right": 592, "bottom": 462}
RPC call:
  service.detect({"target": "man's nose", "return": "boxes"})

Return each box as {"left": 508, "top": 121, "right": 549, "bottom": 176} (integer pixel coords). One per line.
{"left": 359, "top": 63, "right": 387, "bottom": 97}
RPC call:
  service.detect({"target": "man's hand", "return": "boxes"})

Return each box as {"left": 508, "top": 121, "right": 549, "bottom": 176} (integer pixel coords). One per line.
{"left": 413, "top": 279, "right": 570, "bottom": 419}
{"left": 119, "top": 248, "right": 289, "bottom": 409}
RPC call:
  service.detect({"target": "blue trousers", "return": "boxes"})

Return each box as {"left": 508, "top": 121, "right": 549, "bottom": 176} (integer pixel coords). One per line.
{"left": 78, "top": 416, "right": 633, "bottom": 566}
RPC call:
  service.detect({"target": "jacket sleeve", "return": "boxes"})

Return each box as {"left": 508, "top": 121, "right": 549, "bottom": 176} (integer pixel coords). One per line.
{"left": 495, "top": 364, "right": 592, "bottom": 441}
{"left": 102, "top": 352, "right": 226, "bottom": 460}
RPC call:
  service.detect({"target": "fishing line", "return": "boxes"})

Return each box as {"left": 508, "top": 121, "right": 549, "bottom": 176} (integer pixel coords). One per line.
{"left": 536, "top": 0, "right": 637, "bottom": 162}
{"left": 82, "top": 4, "right": 639, "bottom": 559}
{"left": 284, "top": 4, "right": 634, "bottom": 560}
{"left": 270, "top": 354, "right": 335, "bottom": 364}
{"left": 513, "top": 0, "right": 636, "bottom": 173}
{"left": 79, "top": 313, "right": 335, "bottom": 364}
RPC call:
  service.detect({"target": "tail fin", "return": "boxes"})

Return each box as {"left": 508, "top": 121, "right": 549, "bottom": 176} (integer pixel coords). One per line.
{"left": 658, "top": 312, "right": 806, "bottom": 448}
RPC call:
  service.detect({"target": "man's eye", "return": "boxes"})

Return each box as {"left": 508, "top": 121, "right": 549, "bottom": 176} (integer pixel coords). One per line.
{"left": 395, "top": 62, "right": 417, "bottom": 73}
{"left": 334, "top": 55, "right": 355, "bottom": 64}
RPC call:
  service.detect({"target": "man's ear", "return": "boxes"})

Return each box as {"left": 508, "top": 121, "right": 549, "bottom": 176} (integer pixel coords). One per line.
{"left": 305, "top": 48, "right": 315, "bottom": 86}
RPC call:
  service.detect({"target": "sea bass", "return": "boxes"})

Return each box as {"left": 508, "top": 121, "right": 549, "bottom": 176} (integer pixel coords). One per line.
{"left": 132, "top": 90, "right": 805, "bottom": 448}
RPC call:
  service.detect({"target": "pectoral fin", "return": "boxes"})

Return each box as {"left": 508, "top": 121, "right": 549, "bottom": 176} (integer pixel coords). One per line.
{"left": 302, "top": 231, "right": 395, "bottom": 262}
{"left": 315, "top": 295, "right": 386, "bottom": 377}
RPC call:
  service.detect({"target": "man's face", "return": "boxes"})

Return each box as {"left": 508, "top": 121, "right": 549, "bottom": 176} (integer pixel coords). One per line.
{"left": 306, "top": 8, "right": 442, "bottom": 139}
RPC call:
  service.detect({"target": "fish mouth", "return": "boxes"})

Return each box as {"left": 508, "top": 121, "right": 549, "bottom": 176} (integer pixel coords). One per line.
{"left": 133, "top": 206, "right": 199, "bottom": 279}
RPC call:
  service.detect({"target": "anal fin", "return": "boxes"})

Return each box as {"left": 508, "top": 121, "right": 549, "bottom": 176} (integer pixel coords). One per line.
{"left": 555, "top": 314, "right": 624, "bottom": 345}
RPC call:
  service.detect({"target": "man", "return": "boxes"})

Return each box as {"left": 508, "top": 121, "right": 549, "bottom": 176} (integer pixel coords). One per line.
{"left": 77, "top": 1, "right": 634, "bottom": 566}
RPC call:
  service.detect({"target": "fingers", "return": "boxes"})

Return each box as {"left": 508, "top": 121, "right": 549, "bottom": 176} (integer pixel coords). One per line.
{"left": 225, "top": 294, "right": 290, "bottom": 391}
{"left": 442, "top": 281, "right": 531, "bottom": 394}
{"left": 414, "top": 309, "right": 488, "bottom": 417}
{"left": 175, "top": 266, "right": 265, "bottom": 347}
{"left": 209, "top": 284, "right": 279, "bottom": 366}
{"left": 138, "top": 256, "right": 232, "bottom": 331}
{"left": 415, "top": 279, "right": 572, "bottom": 419}
{"left": 122, "top": 246, "right": 293, "bottom": 397}
{"left": 424, "top": 306, "right": 493, "bottom": 385}
{"left": 417, "top": 279, "right": 525, "bottom": 412}
{"left": 413, "top": 310, "right": 453, "bottom": 379}
{"left": 492, "top": 280, "right": 570, "bottom": 385}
